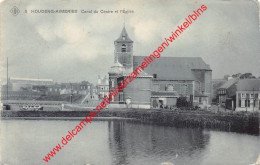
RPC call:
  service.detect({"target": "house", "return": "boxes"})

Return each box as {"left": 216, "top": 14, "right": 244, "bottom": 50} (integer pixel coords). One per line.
{"left": 235, "top": 79, "right": 260, "bottom": 111}
{"left": 217, "top": 78, "right": 239, "bottom": 108}
{"left": 212, "top": 78, "right": 226, "bottom": 103}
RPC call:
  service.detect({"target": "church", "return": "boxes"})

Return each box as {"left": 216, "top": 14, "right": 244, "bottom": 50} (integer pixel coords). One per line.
{"left": 108, "top": 26, "right": 212, "bottom": 109}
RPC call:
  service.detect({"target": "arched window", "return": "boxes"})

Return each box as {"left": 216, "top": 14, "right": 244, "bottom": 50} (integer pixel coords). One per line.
{"left": 122, "top": 44, "right": 126, "bottom": 52}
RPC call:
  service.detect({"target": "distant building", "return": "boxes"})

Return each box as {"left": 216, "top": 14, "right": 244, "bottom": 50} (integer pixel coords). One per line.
{"left": 89, "top": 84, "right": 99, "bottom": 100}
{"left": 2, "top": 77, "right": 94, "bottom": 101}
{"left": 9, "top": 77, "right": 54, "bottom": 91}
{"left": 212, "top": 78, "right": 226, "bottom": 102}
{"left": 59, "top": 81, "right": 92, "bottom": 95}
{"left": 97, "top": 75, "right": 109, "bottom": 99}
{"left": 236, "top": 79, "right": 260, "bottom": 111}
{"left": 47, "top": 84, "right": 62, "bottom": 95}
{"left": 108, "top": 26, "right": 212, "bottom": 109}
{"left": 217, "top": 78, "right": 239, "bottom": 105}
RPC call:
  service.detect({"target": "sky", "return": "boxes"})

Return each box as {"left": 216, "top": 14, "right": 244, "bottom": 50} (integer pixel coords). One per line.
{"left": 1, "top": 0, "right": 260, "bottom": 84}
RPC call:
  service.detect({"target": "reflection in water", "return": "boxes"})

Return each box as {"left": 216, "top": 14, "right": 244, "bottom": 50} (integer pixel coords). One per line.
{"left": 108, "top": 120, "right": 210, "bottom": 165}
{"left": 1, "top": 119, "right": 260, "bottom": 165}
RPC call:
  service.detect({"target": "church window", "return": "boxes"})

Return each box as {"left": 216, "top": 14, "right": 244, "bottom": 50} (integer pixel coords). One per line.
{"left": 122, "top": 44, "right": 126, "bottom": 52}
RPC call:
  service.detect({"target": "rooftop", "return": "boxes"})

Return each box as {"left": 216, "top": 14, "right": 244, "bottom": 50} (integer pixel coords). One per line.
{"left": 219, "top": 78, "right": 239, "bottom": 89}
{"left": 133, "top": 56, "right": 211, "bottom": 81}
{"left": 237, "top": 79, "right": 260, "bottom": 91}
{"left": 10, "top": 77, "right": 53, "bottom": 82}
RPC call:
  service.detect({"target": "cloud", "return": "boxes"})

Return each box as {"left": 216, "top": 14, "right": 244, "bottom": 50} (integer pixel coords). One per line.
{"left": 133, "top": 20, "right": 159, "bottom": 43}
{"left": 1, "top": 0, "right": 259, "bottom": 83}
{"left": 54, "top": 16, "right": 87, "bottom": 44}
{"left": 37, "top": 23, "right": 56, "bottom": 42}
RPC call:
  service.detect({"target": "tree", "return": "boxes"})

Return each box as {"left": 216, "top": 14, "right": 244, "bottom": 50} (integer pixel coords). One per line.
{"left": 20, "top": 87, "right": 30, "bottom": 91}
{"left": 232, "top": 73, "right": 242, "bottom": 78}
{"left": 231, "top": 73, "right": 256, "bottom": 79}
{"left": 240, "top": 73, "right": 256, "bottom": 79}
{"left": 176, "top": 97, "right": 190, "bottom": 108}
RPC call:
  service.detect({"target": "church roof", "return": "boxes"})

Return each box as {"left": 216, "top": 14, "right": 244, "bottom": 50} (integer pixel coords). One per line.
{"left": 137, "top": 71, "right": 153, "bottom": 78}
{"left": 115, "top": 27, "right": 133, "bottom": 42}
{"left": 133, "top": 56, "right": 211, "bottom": 81}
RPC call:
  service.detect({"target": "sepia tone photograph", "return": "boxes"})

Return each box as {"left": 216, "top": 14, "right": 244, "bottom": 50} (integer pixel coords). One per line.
{"left": 0, "top": 0, "right": 260, "bottom": 165}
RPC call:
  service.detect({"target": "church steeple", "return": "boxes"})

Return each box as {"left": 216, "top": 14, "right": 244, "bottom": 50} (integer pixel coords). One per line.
{"left": 115, "top": 27, "right": 133, "bottom": 43}
{"left": 114, "top": 26, "right": 133, "bottom": 73}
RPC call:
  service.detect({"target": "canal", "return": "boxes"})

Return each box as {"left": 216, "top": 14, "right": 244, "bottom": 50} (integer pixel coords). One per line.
{"left": 1, "top": 119, "right": 260, "bottom": 165}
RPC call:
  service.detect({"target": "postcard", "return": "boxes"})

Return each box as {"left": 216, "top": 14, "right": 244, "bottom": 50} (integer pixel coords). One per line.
{"left": 1, "top": 0, "right": 260, "bottom": 165}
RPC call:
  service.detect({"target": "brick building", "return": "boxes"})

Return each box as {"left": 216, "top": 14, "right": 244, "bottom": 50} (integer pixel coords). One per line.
{"left": 108, "top": 27, "right": 212, "bottom": 109}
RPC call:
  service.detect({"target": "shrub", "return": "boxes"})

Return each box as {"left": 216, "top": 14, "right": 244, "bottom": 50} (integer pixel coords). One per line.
{"left": 176, "top": 97, "right": 191, "bottom": 108}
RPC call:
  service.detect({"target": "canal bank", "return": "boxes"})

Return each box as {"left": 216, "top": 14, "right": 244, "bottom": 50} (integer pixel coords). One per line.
{"left": 1, "top": 109, "right": 259, "bottom": 135}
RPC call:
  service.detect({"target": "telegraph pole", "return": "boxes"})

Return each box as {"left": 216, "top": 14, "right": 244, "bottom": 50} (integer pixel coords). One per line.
{"left": 253, "top": 88, "right": 255, "bottom": 112}
{"left": 7, "top": 57, "right": 8, "bottom": 100}
{"left": 70, "top": 83, "right": 72, "bottom": 104}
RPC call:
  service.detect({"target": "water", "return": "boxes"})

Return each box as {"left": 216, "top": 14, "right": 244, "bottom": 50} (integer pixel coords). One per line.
{"left": 1, "top": 119, "right": 260, "bottom": 165}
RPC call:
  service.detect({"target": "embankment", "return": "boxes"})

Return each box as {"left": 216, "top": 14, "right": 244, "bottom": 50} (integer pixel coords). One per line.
{"left": 1, "top": 109, "right": 259, "bottom": 135}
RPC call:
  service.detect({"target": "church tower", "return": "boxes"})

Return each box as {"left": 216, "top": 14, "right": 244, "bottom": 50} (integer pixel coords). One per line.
{"left": 114, "top": 27, "right": 133, "bottom": 73}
